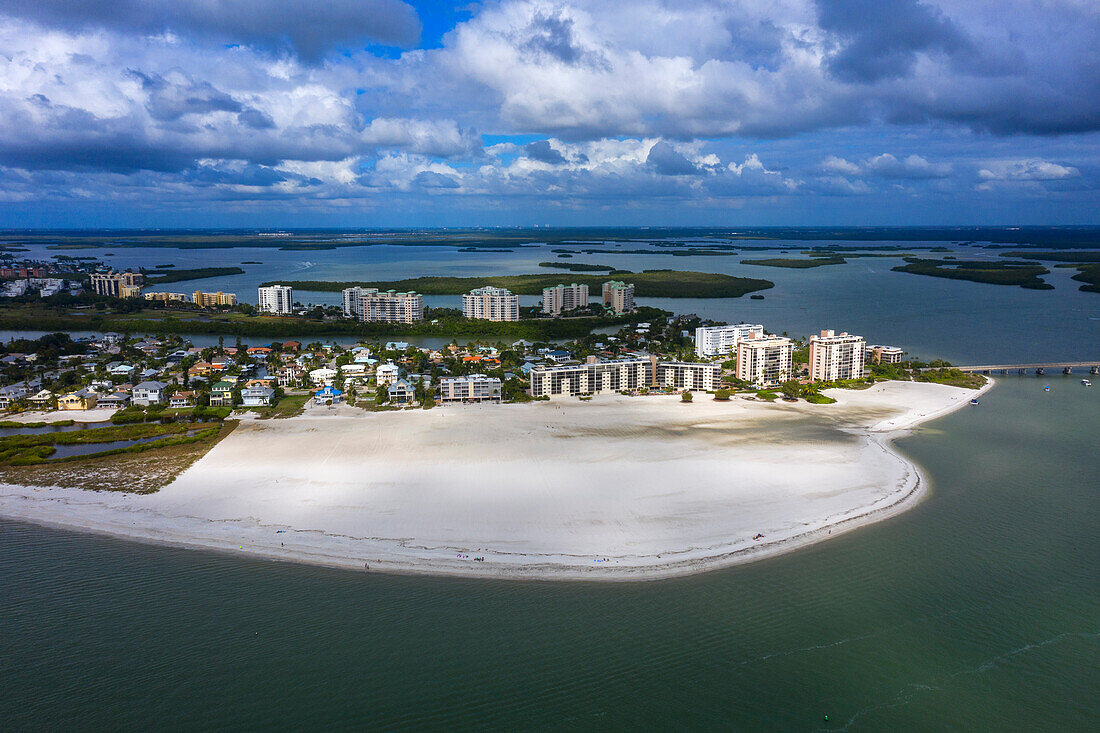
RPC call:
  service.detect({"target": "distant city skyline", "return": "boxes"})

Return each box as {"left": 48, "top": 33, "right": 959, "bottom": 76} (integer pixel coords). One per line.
{"left": 0, "top": 1, "right": 1097, "bottom": 227}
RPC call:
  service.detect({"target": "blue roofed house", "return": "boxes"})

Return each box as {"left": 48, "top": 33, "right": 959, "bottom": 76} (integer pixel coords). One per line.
{"left": 387, "top": 378, "right": 415, "bottom": 405}
{"left": 313, "top": 386, "right": 343, "bottom": 405}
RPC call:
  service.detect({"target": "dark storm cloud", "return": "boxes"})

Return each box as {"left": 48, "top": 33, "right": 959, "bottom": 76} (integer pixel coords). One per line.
{"left": 129, "top": 71, "right": 242, "bottom": 121}
{"left": 646, "top": 142, "right": 698, "bottom": 176}
{"left": 1, "top": 0, "right": 421, "bottom": 60}
{"left": 238, "top": 109, "right": 276, "bottom": 130}
{"left": 523, "top": 140, "right": 566, "bottom": 164}
{"left": 817, "top": 0, "right": 972, "bottom": 82}
{"left": 522, "top": 12, "right": 584, "bottom": 64}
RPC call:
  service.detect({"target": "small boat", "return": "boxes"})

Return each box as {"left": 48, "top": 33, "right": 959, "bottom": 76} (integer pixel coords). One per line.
{"left": 969, "top": 398, "right": 979, "bottom": 405}
{"left": 1083, "top": 379, "right": 1093, "bottom": 387}
{"left": 1043, "top": 385, "right": 1051, "bottom": 391}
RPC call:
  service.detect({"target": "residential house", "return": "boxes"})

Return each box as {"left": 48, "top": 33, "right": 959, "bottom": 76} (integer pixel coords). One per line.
{"left": 107, "top": 362, "right": 135, "bottom": 376}
{"left": 132, "top": 381, "right": 169, "bottom": 405}
{"left": 375, "top": 363, "right": 400, "bottom": 387}
{"left": 97, "top": 392, "right": 131, "bottom": 409}
{"left": 27, "top": 390, "right": 54, "bottom": 408}
{"left": 169, "top": 391, "right": 196, "bottom": 409}
{"left": 313, "top": 386, "right": 342, "bottom": 405}
{"left": 209, "top": 381, "right": 235, "bottom": 407}
{"left": 387, "top": 379, "right": 415, "bottom": 405}
{"left": 0, "top": 383, "right": 29, "bottom": 410}
{"left": 309, "top": 367, "right": 337, "bottom": 386}
{"left": 58, "top": 389, "right": 98, "bottom": 410}
{"left": 241, "top": 385, "right": 275, "bottom": 407}
{"left": 277, "top": 364, "right": 304, "bottom": 388}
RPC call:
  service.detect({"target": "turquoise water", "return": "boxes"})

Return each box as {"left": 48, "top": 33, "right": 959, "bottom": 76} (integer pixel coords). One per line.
{"left": 1, "top": 377, "right": 1096, "bottom": 729}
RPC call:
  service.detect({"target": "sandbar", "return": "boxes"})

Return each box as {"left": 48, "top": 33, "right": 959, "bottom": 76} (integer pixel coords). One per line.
{"left": 0, "top": 380, "right": 989, "bottom": 580}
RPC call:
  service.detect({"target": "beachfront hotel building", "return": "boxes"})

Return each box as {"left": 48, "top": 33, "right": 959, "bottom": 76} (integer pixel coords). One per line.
{"left": 530, "top": 356, "right": 718, "bottom": 397}
{"left": 342, "top": 288, "right": 424, "bottom": 323}
{"left": 462, "top": 286, "right": 520, "bottom": 321}
{"left": 438, "top": 374, "right": 503, "bottom": 403}
{"left": 193, "top": 290, "right": 238, "bottom": 307}
{"left": 90, "top": 271, "right": 143, "bottom": 297}
{"left": 694, "top": 323, "right": 765, "bottom": 358}
{"left": 542, "top": 283, "right": 589, "bottom": 316}
{"left": 656, "top": 362, "right": 721, "bottom": 391}
{"left": 602, "top": 281, "right": 635, "bottom": 314}
{"left": 809, "top": 330, "right": 866, "bottom": 381}
{"left": 144, "top": 292, "right": 189, "bottom": 304}
{"left": 257, "top": 284, "right": 293, "bottom": 315}
{"left": 867, "top": 345, "right": 904, "bottom": 364}
{"left": 736, "top": 335, "right": 793, "bottom": 387}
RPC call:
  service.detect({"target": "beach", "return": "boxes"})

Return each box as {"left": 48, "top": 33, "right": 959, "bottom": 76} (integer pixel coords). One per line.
{"left": 0, "top": 380, "right": 989, "bottom": 580}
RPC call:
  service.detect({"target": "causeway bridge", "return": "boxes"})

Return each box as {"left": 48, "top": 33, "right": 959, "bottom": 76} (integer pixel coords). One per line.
{"left": 928, "top": 361, "right": 1100, "bottom": 376}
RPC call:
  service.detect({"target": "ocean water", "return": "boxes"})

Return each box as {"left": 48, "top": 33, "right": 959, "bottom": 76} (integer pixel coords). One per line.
{"left": 14, "top": 236, "right": 1100, "bottom": 361}
{"left": 0, "top": 376, "right": 1097, "bottom": 729}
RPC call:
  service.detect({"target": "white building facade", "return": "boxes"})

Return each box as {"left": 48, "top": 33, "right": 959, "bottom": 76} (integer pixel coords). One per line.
{"left": 694, "top": 323, "right": 765, "bottom": 358}
{"left": 736, "top": 335, "right": 793, "bottom": 387}
{"left": 438, "top": 374, "right": 503, "bottom": 403}
{"left": 354, "top": 289, "right": 424, "bottom": 323}
{"left": 867, "top": 345, "right": 904, "bottom": 364}
{"left": 257, "top": 285, "right": 293, "bottom": 314}
{"left": 809, "top": 330, "right": 866, "bottom": 381}
{"left": 463, "top": 286, "right": 520, "bottom": 321}
{"left": 655, "top": 362, "right": 721, "bottom": 391}
{"left": 542, "top": 283, "right": 589, "bottom": 315}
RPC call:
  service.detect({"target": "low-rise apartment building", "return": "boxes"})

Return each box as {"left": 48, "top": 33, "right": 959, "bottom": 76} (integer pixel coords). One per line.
{"left": 193, "top": 291, "right": 238, "bottom": 307}
{"left": 438, "top": 374, "right": 502, "bottom": 403}
{"left": 867, "top": 344, "right": 904, "bottom": 364}
{"left": 463, "top": 286, "right": 520, "bottom": 321}
{"left": 655, "top": 362, "right": 721, "bottom": 391}
{"left": 694, "top": 323, "right": 765, "bottom": 358}
{"left": 809, "top": 330, "right": 866, "bottom": 381}
{"left": 736, "top": 335, "right": 793, "bottom": 387}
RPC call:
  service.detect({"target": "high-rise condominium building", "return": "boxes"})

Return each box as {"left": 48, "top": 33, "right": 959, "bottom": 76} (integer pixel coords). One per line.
{"left": 257, "top": 285, "right": 293, "bottom": 315}
{"left": 463, "top": 286, "right": 519, "bottom": 321}
{"left": 694, "top": 323, "right": 765, "bottom": 358}
{"left": 90, "top": 271, "right": 141, "bottom": 297}
{"left": 542, "top": 283, "right": 589, "bottom": 315}
{"left": 529, "top": 356, "right": 718, "bottom": 397}
{"left": 809, "top": 330, "right": 866, "bottom": 381}
{"left": 736, "top": 335, "right": 793, "bottom": 387}
{"left": 438, "top": 374, "right": 503, "bottom": 403}
{"left": 602, "top": 281, "right": 635, "bottom": 314}
{"left": 346, "top": 288, "right": 424, "bottom": 323}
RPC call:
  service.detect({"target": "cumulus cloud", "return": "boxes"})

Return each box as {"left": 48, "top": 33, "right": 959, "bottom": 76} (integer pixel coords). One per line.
{"left": 523, "top": 140, "right": 566, "bottom": 165}
{"left": 823, "top": 153, "right": 951, "bottom": 179}
{"left": 646, "top": 141, "right": 699, "bottom": 176}
{"left": 1, "top": 0, "right": 421, "bottom": 61}
{"left": 978, "top": 159, "right": 1080, "bottom": 181}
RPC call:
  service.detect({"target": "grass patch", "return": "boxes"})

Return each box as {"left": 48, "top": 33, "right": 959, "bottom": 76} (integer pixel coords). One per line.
{"left": 246, "top": 393, "right": 311, "bottom": 419}
{"left": 804, "top": 393, "right": 837, "bottom": 404}
{"left": 891, "top": 258, "right": 1053, "bottom": 289}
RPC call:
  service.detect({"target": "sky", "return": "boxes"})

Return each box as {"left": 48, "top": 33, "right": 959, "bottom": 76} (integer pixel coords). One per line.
{"left": 0, "top": 0, "right": 1097, "bottom": 228}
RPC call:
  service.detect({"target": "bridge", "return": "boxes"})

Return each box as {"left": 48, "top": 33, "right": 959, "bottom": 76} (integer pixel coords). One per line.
{"left": 926, "top": 361, "right": 1100, "bottom": 375}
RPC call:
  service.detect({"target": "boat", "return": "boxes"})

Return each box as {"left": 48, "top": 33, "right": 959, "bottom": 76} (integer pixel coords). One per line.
{"left": 1083, "top": 379, "right": 1093, "bottom": 387}
{"left": 969, "top": 398, "right": 979, "bottom": 405}
{"left": 1043, "top": 385, "right": 1051, "bottom": 391}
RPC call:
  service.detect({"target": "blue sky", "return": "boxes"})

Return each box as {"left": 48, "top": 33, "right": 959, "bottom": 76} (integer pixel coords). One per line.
{"left": 0, "top": 0, "right": 1097, "bottom": 227}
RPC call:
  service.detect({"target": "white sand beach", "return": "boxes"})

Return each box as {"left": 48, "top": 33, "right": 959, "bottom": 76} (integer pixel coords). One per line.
{"left": 0, "top": 380, "right": 989, "bottom": 580}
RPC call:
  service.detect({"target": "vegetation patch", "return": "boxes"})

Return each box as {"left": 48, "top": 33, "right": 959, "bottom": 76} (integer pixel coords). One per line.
{"left": 891, "top": 258, "right": 1053, "bottom": 289}
{"left": 538, "top": 262, "right": 619, "bottom": 272}
{"left": 915, "top": 368, "right": 988, "bottom": 389}
{"left": 741, "top": 256, "right": 847, "bottom": 268}
{"left": 268, "top": 270, "right": 774, "bottom": 298}
{"left": 1062, "top": 263, "right": 1100, "bottom": 293}
{"left": 144, "top": 266, "right": 245, "bottom": 285}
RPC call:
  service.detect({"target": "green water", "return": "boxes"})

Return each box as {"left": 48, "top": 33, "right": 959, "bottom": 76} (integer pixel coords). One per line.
{"left": 1, "top": 377, "right": 1097, "bottom": 730}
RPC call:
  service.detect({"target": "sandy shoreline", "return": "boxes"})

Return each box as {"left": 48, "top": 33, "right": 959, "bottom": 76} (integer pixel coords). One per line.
{"left": 0, "top": 379, "right": 990, "bottom": 581}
